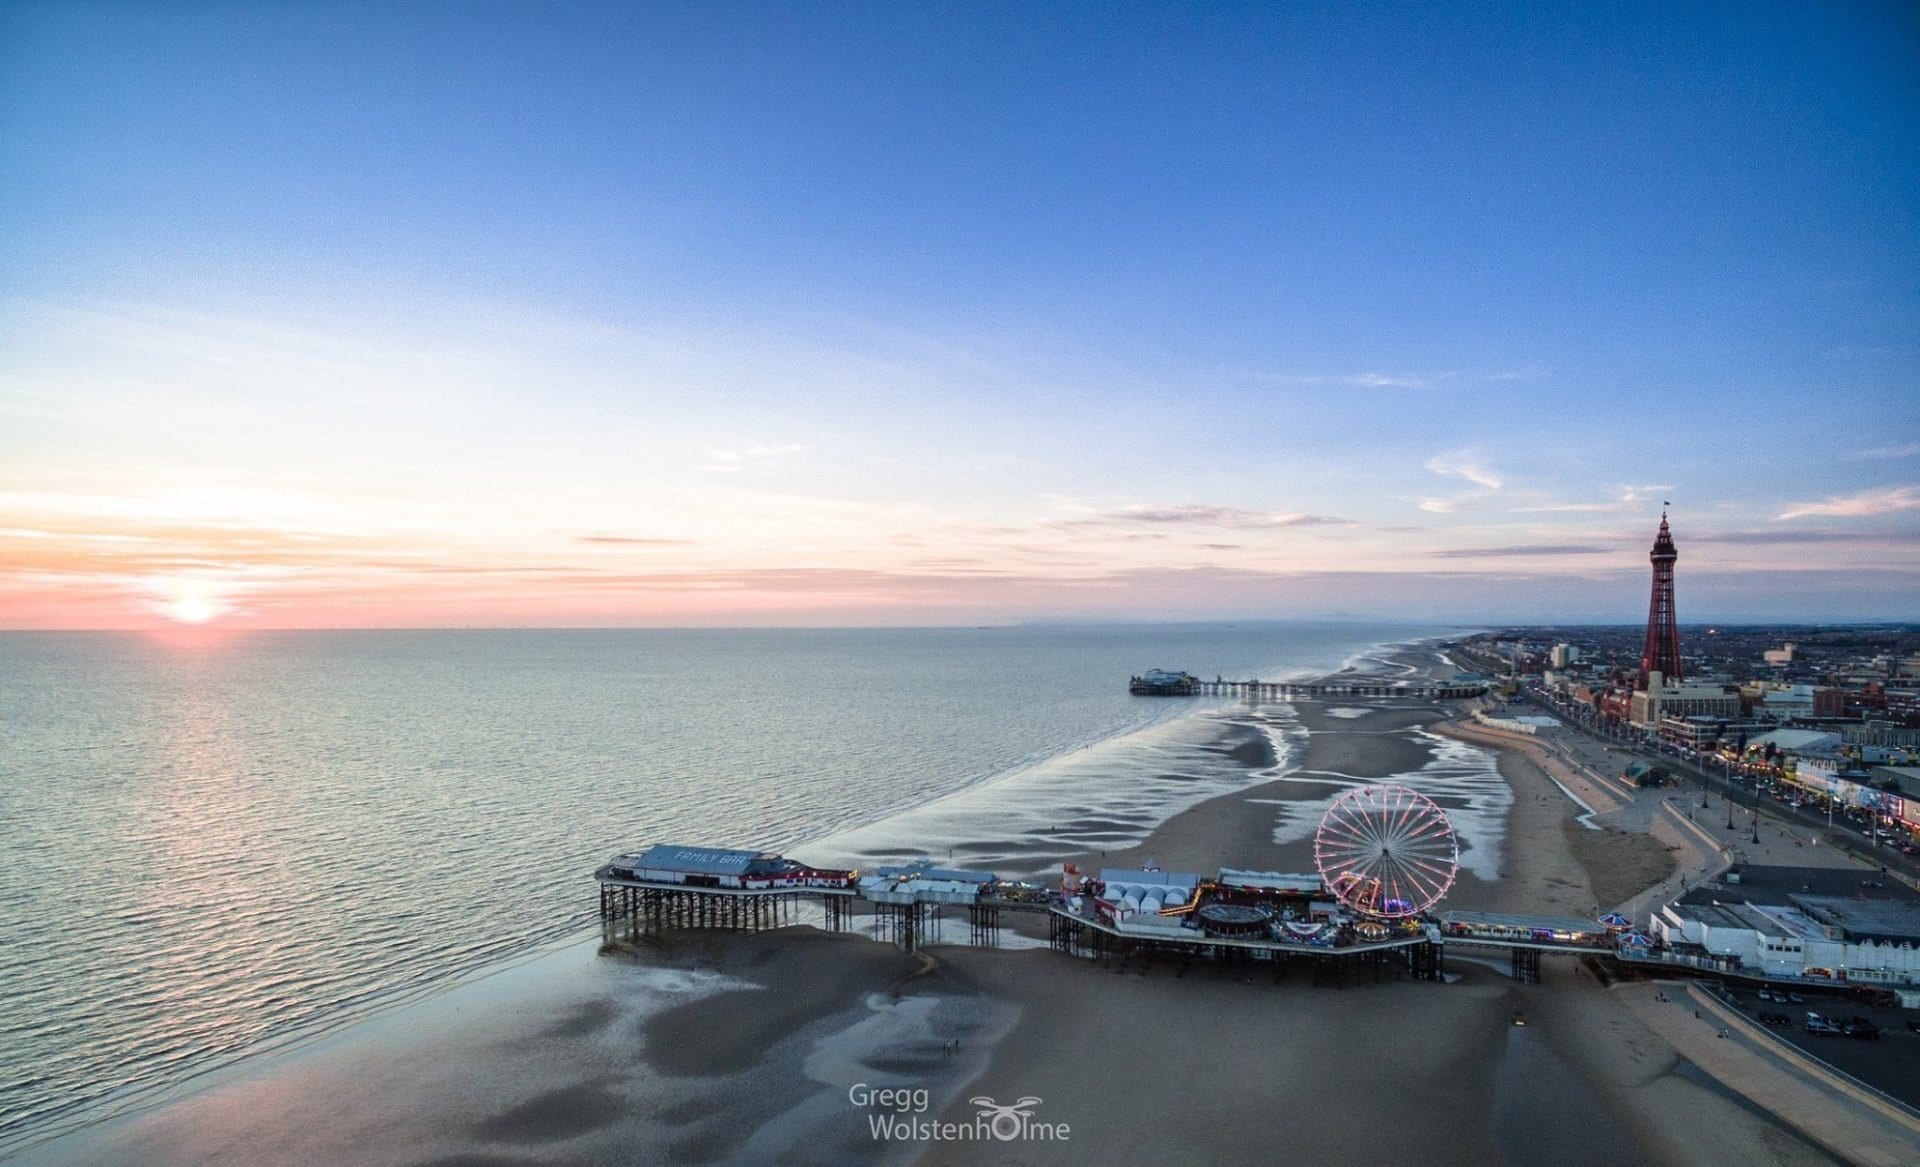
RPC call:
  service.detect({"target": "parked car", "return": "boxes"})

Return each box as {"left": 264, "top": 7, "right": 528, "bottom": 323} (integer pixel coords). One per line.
{"left": 1804, "top": 1013, "right": 1843, "bottom": 1035}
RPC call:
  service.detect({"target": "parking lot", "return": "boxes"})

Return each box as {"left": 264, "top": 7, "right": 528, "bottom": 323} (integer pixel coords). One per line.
{"left": 1713, "top": 987, "right": 1920, "bottom": 1110}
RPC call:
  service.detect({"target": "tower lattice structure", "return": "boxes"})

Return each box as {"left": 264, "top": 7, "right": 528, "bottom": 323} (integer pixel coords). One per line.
{"left": 1639, "top": 511, "right": 1682, "bottom": 687}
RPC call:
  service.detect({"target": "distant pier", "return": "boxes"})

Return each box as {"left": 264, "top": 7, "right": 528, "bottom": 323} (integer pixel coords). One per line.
{"left": 1128, "top": 671, "right": 1489, "bottom": 701}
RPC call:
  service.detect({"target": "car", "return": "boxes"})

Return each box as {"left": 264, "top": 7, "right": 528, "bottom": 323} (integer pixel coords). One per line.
{"left": 1804, "top": 1013, "right": 1843, "bottom": 1035}
{"left": 1757, "top": 988, "right": 1776, "bottom": 1001}
{"left": 1788, "top": 992, "right": 1805, "bottom": 1003}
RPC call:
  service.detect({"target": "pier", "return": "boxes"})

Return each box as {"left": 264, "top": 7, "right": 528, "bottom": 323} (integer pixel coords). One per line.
{"left": 1128, "top": 672, "right": 1489, "bottom": 701}
{"left": 594, "top": 844, "right": 1635, "bottom": 986}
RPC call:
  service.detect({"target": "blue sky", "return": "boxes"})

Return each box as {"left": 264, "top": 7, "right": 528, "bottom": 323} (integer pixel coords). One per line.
{"left": 1, "top": 2, "right": 1916, "bottom": 627}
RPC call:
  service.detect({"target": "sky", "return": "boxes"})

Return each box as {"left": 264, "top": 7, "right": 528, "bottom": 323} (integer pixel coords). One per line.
{"left": 1, "top": 1, "right": 1916, "bottom": 629}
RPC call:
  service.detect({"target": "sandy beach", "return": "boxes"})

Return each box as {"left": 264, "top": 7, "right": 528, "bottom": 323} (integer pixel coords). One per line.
{"left": 917, "top": 654, "right": 1833, "bottom": 1167}
{"left": 13, "top": 645, "right": 1863, "bottom": 1167}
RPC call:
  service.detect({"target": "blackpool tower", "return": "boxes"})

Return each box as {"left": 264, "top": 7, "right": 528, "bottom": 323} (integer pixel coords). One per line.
{"left": 1639, "top": 510, "right": 1682, "bottom": 686}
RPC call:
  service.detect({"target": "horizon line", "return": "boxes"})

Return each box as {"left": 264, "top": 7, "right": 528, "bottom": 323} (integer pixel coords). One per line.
{"left": 3, "top": 618, "right": 1916, "bottom": 635}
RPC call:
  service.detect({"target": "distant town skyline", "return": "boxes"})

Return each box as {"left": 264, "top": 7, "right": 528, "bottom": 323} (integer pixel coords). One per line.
{"left": 2, "top": 3, "right": 1916, "bottom": 629}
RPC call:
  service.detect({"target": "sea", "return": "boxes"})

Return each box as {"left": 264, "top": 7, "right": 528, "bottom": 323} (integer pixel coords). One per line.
{"left": 0, "top": 622, "right": 1449, "bottom": 1156}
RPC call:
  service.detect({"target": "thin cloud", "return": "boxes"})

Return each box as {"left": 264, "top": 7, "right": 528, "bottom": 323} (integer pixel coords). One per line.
{"left": 574, "top": 535, "right": 695, "bottom": 546}
{"left": 1344, "top": 372, "right": 1432, "bottom": 388}
{"left": 1471, "top": 365, "right": 1551, "bottom": 383}
{"left": 1419, "top": 449, "right": 1503, "bottom": 513}
{"left": 1252, "top": 366, "right": 1542, "bottom": 390}
{"left": 1253, "top": 371, "right": 1440, "bottom": 389}
{"left": 1846, "top": 442, "right": 1920, "bottom": 462}
{"left": 1108, "top": 505, "right": 1350, "bottom": 527}
{"left": 697, "top": 443, "right": 808, "bottom": 473}
{"left": 1428, "top": 545, "right": 1611, "bottom": 559}
{"left": 1776, "top": 485, "right": 1920, "bottom": 520}
{"left": 1047, "top": 505, "right": 1353, "bottom": 530}
{"left": 1424, "top": 451, "right": 1502, "bottom": 490}
{"left": 1695, "top": 529, "right": 1905, "bottom": 546}
{"left": 1513, "top": 484, "right": 1669, "bottom": 514}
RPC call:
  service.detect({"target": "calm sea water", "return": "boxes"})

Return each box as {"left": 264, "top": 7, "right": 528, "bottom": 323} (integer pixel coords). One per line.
{"left": 0, "top": 622, "right": 1436, "bottom": 1153}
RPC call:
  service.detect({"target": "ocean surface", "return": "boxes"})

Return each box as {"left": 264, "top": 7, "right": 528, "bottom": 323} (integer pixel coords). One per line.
{"left": 0, "top": 622, "right": 1443, "bottom": 1155}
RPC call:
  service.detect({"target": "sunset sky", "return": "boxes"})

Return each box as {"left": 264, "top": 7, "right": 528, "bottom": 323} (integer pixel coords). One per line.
{"left": 3, "top": 2, "right": 1916, "bottom": 629}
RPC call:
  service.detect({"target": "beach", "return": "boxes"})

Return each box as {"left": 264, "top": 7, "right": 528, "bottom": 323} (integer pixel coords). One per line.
{"left": 12, "top": 645, "right": 1854, "bottom": 1166}
{"left": 920, "top": 654, "right": 1829, "bottom": 1167}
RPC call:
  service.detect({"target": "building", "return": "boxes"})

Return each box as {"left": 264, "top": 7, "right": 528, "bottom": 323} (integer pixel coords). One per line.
{"left": 859, "top": 860, "right": 995, "bottom": 906}
{"left": 1848, "top": 721, "right": 1920, "bottom": 750}
{"left": 1658, "top": 714, "right": 1739, "bottom": 749}
{"left": 1129, "top": 668, "right": 1198, "bottom": 695}
{"left": 1753, "top": 683, "right": 1824, "bottom": 722}
{"left": 1873, "top": 766, "right": 1920, "bottom": 839}
{"left": 1090, "top": 868, "right": 1202, "bottom": 929}
{"left": 1746, "top": 728, "right": 1843, "bottom": 757}
{"left": 1652, "top": 866, "right": 1920, "bottom": 986}
{"left": 1550, "top": 643, "right": 1579, "bottom": 669}
{"left": 601, "top": 844, "right": 855, "bottom": 890}
{"left": 1629, "top": 670, "right": 1741, "bottom": 728}
{"left": 1763, "top": 643, "right": 1797, "bottom": 666}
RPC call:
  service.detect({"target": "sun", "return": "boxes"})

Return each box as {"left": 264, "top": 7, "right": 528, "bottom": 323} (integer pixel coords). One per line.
{"left": 168, "top": 594, "right": 219, "bottom": 624}
{"left": 161, "top": 579, "right": 228, "bottom": 624}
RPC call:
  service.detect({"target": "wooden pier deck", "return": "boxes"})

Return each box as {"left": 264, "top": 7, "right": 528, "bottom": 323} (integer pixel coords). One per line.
{"left": 1130, "top": 676, "right": 1490, "bottom": 700}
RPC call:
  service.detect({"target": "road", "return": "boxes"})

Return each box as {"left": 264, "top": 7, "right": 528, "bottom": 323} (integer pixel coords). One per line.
{"left": 1516, "top": 687, "right": 1920, "bottom": 887}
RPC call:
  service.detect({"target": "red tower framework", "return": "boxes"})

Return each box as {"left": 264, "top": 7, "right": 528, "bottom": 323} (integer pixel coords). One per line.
{"left": 1639, "top": 511, "right": 1682, "bottom": 686}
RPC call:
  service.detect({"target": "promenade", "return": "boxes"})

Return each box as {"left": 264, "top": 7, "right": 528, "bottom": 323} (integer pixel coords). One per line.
{"left": 1620, "top": 982, "right": 1920, "bottom": 1167}
{"left": 1445, "top": 714, "right": 1920, "bottom": 1165}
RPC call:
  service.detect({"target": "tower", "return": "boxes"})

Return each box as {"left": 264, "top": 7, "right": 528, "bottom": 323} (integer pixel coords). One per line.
{"left": 1639, "top": 510, "right": 1681, "bottom": 687}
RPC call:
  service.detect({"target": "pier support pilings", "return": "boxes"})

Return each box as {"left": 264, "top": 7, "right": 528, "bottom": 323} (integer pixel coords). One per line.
{"left": 596, "top": 884, "right": 852, "bottom": 941}
{"left": 968, "top": 903, "right": 1001, "bottom": 947}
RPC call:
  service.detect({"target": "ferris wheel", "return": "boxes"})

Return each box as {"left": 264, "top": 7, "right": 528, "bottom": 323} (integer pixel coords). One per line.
{"left": 1313, "top": 784, "right": 1459, "bottom": 918}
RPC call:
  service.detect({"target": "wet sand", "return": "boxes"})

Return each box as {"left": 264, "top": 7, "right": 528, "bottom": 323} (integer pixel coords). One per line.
{"left": 12, "top": 645, "right": 1842, "bottom": 1167}
{"left": 15, "top": 931, "right": 1010, "bottom": 1167}
{"left": 919, "top": 662, "right": 1833, "bottom": 1166}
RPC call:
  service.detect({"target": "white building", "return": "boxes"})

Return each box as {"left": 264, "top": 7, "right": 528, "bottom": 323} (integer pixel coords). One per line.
{"left": 1757, "top": 683, "right": 1821, "bottom": 721}
{"left": 1747, "top": 728, "right": 1843, "bottom": 756}
{"left": 1630, "top": 671, "right": 1740, "bottom": 728}
{"left": 1652, "top": 869, "right": 1920, "bottom": 987}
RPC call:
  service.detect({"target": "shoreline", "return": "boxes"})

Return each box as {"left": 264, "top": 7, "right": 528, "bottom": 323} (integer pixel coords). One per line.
{"left": 10, "top": 638, "right": 1857, "bottom": 1166}
{"left": 915, "top": 650, "right": 1830, "bottom": 1167}
{"left": 1, "top": 625, "right": 1438, "bottom": 1162}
